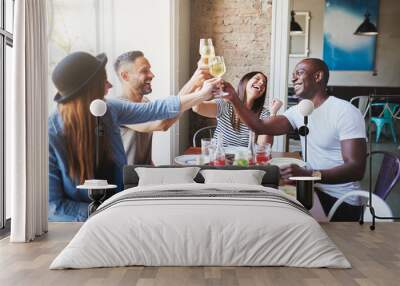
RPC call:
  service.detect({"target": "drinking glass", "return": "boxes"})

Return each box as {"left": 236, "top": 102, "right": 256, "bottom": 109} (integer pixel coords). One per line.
{"left": 211, "top": 139, "right": 225, "bottom": 166}
{"left": 199, "top": 38, "right": 215, "bottom": 66}
{"left": 255, "top": 143, "right": 272, "bottom": 165}
{"left": 201, "top": 138, "right": 212, "bottom": 164}
{"left": 213, "top": 153, "right": 226, "bottom": 166}
{"left": 233, "top": 150, "right": 249, "bottom": 167}
{"left": 209, "top": 56, "right": 228, "bottom": 97}
{"left": 208, "top": 138, "right": 218, "bottom": 166}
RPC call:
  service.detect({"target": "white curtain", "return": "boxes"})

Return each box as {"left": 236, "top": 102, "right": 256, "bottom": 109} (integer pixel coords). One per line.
{"left": 8, "top": 0, "right": 48, "bottom": 242}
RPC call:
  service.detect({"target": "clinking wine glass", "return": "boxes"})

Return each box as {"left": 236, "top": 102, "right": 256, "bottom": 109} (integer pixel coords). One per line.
{"left": 209, "top": 56, "right": 228, "bottom": 97}
{"left": 199, "top": 38, "right": 215, "bottom": 66}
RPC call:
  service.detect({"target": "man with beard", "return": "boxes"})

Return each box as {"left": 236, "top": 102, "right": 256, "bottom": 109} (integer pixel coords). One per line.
{"left": 114, "top": 51, "right": 208, "bottom": 165}
{"left": 223, "top": 58, "right": 367, "bottom": 221}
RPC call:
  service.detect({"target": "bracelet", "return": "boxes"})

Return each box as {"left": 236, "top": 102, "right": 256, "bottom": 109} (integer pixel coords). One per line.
{"left": 312, "top": 170, "right": 322, "bottom": 179}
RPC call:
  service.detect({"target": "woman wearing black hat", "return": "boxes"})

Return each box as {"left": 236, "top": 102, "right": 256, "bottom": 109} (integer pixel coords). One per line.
{"left": 49, "top": 51, "right": 221, "bottom": 221}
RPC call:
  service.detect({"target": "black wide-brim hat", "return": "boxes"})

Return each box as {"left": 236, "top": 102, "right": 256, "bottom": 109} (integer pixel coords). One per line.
{"left": 53, "top": 52, "right": 108, "bottom": 103}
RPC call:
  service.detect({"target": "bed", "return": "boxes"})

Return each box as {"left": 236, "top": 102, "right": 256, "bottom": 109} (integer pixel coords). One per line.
{"left": 50, "top": 165, "right": 350, "bottom": 269}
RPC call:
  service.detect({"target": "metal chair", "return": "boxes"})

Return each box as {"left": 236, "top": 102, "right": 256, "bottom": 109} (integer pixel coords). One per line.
{"left": 370, "top": 103, "right": 399, "bottom": 143}
{"left": 328, "top": 151, "right": 400, "bottom": 228}
{"left": 368, "top": 151, "right": 400, "bottom": 199}
{"left": 350, "top": 96, "right": 369, "bottom": 118}
{"left": 328, "top": 191, "right": 393, "bottom": 223}
{"left": 192, "top": 125, "right": 217, "bottom": 147}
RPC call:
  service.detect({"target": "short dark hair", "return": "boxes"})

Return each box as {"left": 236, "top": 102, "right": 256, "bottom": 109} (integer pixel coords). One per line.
{"left": 304, "top": 58, "right": 330, "bottom": 85}
{"left": 113, "top": 51, "right": 144, "bottom": 74}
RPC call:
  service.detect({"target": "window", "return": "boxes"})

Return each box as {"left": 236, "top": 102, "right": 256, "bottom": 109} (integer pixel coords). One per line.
{"left": 0, "top": 0, "right": 14, "bottom": 232}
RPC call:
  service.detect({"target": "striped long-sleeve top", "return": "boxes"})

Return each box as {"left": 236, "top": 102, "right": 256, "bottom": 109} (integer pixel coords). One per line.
{"left": 213, "top": 98, "right": 270, "bottom": 147}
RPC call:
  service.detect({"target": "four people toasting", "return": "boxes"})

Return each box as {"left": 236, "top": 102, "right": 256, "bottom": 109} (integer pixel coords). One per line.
{"left": 49, "top": 40, "right": 367, "bottom": 222}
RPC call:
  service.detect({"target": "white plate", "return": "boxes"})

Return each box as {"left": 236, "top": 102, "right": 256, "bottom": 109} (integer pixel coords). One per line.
{"left": 174, "top": 154, "right": 200, "bottom": 165}
{"left": 269, "top": 157, "right": 306, "bottom": 168}
{"left": 77, "top": 184, "right": 117, "bottom": 190}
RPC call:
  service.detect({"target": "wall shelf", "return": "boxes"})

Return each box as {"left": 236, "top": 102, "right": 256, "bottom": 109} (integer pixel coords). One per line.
{"left": 289, "top": 11, "right": 310, "bottom": 58}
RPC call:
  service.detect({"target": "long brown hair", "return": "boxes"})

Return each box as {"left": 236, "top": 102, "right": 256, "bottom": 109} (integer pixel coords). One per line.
{"left": 58, "top": 68, "right": 113, "bottom": 184}
{"left": 231, "top": 71, "right": 268, "bottom": 131}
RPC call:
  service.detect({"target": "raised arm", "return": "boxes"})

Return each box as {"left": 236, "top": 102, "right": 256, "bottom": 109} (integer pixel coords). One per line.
{"left": 124, "top": 117, "right": 178, "bottom": 133}
{"left": 124, "top": 67, "right": 214, "bottom": 132}
{"left": 192, "top": 101, "right": 218, "bottom": 118}
{"left": 114, "top": 77, "right": 221, "bottom": 125}
{"left": 257, "top": 99, "right": 284, "bottom": 146}
{"left": 280, "top": 138, "right": 367, "bottom": 184}
{"left": 179, "top": 77, "right": 221, "bottom": 111}
{"left": 224, "top": 82, "right": 293, "bottom": 135}
{"left": 178, "top": 66, "right": 211, "bottom": 96}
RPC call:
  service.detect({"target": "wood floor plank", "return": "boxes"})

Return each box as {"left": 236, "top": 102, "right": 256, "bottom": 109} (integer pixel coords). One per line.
{"left": 0, "top": 222, "right": 399, "bottom": 286}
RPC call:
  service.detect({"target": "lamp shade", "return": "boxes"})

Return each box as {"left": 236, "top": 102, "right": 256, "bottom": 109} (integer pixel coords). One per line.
{"left": 90, "top": 99, "right": 107, "bottom": 117}
{"left": 354, "top": 13, "right": 378, "bottom": 36}
{"left": 290, "top": 11, "right": 303, "bottom": 33}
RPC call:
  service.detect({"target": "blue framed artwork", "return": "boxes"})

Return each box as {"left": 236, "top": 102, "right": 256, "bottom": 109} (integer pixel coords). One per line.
{"left": 323, "top": 0, "right": 379, "bottom": 71}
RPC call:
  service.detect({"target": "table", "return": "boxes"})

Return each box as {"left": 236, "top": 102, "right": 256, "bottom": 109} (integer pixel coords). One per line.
{"left": 77, "top": 184, "right": 117, "bottom": 216}
{"left": 183, "top": 147, "right": 301, "bottom": 159}
{"left": 182, "top": 147, "right": 328, "bottom": 221}
{"left": 182, "top": 147, "right": 301, "bottom": 185}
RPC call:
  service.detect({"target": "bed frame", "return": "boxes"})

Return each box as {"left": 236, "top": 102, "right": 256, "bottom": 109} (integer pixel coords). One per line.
{"left": 123, "top": 165, "right": 280, "bottom": 190}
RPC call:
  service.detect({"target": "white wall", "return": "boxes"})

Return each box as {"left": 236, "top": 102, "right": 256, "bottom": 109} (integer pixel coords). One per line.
{"left": 48, "top": 0, "right": 98, "bottom": 111}
{"left": 101, "top": 0, "right": 173, "bottom": 165}
{"left": 108, "top": 0, "right": 191, "bottom": 161}
{"left": 289, "top": 0, "right": 400, "bottom": 87}
{"left": 176, "top": 0, "right": 191, "bottom": 154}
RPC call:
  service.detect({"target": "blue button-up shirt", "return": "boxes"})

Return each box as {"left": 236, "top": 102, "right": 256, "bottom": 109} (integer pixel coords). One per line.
{"left": 48, "top": 96, "right": 180, "bottom": 221}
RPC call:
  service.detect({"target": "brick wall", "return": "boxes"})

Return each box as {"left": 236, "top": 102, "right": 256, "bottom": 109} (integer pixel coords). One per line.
{"left": 189, "top": 0, "right": 273, "bottom": 144}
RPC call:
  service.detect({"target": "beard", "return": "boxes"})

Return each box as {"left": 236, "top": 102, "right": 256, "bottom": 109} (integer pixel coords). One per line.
{"left": 140, "top": 84, "right": 152, "bottom": 95}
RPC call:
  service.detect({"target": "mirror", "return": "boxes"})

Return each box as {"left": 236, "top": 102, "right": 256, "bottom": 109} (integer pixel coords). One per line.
{"left": 289, "top": 11, "right": 310, "bottom": 58}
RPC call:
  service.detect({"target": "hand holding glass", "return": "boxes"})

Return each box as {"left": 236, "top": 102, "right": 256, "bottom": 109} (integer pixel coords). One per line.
{"left": 209, "top": 56, "right": 228, "bottom": 97}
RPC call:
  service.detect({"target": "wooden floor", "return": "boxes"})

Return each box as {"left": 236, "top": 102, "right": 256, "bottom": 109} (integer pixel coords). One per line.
{"left": 0, "top": 222, "right": 399, "bottom": 286}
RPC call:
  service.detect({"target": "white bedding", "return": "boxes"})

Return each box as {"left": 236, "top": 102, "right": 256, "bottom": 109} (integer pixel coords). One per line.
{"left": 50, "top": 183, "right": 350, "bottom": 269}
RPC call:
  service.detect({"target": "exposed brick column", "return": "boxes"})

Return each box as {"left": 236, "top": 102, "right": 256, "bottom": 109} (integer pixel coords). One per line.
{"left": 189, "top": 0, "right": 273, "bottom": 144}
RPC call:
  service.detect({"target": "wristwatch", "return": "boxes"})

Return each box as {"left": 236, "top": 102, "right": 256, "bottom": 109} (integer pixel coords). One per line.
{"left": 312, "top": 170, "right": 322, "bottom": 180}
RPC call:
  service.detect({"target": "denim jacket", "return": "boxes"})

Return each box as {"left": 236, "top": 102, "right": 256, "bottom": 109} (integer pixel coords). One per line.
{"left": 48, "top": 96, "right": 180, "bottom": 221}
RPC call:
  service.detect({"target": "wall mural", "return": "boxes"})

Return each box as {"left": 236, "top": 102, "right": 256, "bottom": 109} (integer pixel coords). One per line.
{"left": 323, "top": 0, "right": 379, "bottom": 71}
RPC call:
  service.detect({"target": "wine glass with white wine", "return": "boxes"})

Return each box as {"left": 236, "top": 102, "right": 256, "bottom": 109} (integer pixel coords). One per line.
{"left": 199, "top": 38, "right": 215, "bottom": 66}
{"left": 209, "top": 56, "right": 228, "bottom": 97}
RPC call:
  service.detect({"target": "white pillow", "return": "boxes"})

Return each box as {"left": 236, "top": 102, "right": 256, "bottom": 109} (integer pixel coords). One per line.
{"left": 135, "top": 167, "right": 201, "bottom": 186}
{"left": 200, "top": 169, "right": 266, "bottom": 185}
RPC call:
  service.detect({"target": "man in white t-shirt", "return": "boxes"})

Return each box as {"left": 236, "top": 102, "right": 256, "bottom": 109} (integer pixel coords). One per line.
{"left": 224, "top": 58, "right": 367, "bottom": 221}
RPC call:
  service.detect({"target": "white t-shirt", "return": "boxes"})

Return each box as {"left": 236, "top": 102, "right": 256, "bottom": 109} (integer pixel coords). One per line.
{"left": 283, "top": 96, "right": 366, "bottom": 205}
{"left": 119, "top": 96, "right": 153, "bottom": 165}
